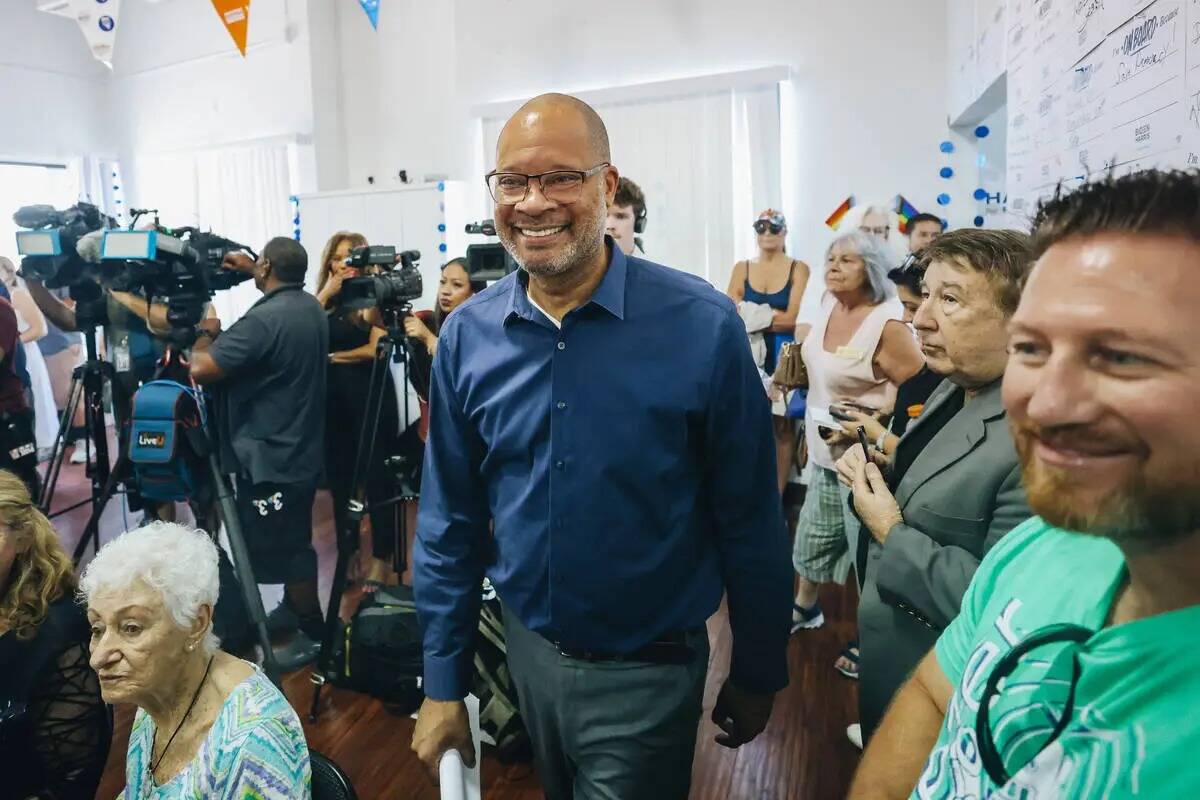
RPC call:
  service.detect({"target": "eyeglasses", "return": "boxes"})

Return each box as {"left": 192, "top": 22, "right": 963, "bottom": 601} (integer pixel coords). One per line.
{"left": 975, "top": 623, "right": 1093, "bottom": 786}
{"left": 753, "top": 220, "right": 785, "bottom": 235}
{"left": 485, "top": 163, "right": 610, "bottom": 205}
{"left": 861, "top": 225, "right": 891, "bottom": 237}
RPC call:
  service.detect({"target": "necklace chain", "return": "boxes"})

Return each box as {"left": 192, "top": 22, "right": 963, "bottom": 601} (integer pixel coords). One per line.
{"left": 148, "top": 655, "right": 214, "bottom": 780}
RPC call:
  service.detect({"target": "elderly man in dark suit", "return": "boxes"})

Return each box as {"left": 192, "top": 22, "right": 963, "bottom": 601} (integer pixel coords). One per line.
{"left": 836, "top": 229, "right": 1034, "bottom": 740}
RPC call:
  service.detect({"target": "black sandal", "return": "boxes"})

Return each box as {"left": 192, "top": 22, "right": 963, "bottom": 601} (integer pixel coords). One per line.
{"left": 834, "top": 640, "right": 860, "bottom": 679}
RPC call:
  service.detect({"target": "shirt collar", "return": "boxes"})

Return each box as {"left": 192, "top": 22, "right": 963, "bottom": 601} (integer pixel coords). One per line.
{"left": 252, "top": 282, "right": 303, "bottom": 309}
{"left": 504, "top": 236, "right": 628, "bottom": 326}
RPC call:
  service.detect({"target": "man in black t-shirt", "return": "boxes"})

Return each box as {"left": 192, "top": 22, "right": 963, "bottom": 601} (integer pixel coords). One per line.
{"left": 190, "top": 237, "right": 328, "bottom": 664}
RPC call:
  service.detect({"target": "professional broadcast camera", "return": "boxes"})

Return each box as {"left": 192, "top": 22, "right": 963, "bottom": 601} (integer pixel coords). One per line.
{"left": 13, "top": 202, "right": 115, "bottom": 289}
{"left": 464, "top": 219, "right": 518, "bottom": 282}
{"left": 339, "top": 245, "right": 423, "bottom": 311}
{"left": 99, "top": 226, "right": 255, "bottom": 343}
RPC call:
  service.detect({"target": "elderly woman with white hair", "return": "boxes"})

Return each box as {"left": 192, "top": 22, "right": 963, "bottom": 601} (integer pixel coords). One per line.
{"left": 789, "top": 231, "right": 923, "bottom": 644}
{"left": 80, "top": 522, "right": 311, "bottom": 798}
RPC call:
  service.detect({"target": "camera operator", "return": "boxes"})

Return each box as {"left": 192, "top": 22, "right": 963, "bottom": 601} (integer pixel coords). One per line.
{"left": 315, "top": 231, "right": 404, "bottom": 588}
{"left": 0, "top": 296, "right": 41, "bottom": 496}
{"left": 189, "top": 238, "right": 328, "bottom": 665}
{"left": 401, "top": 257, "right": 486, "bottom": 361}
{"left": 605, "top": 176, "right": 647, "bottom": 256}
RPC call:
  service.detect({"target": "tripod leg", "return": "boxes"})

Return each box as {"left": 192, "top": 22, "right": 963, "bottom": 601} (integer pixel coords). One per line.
{"left": 310, "top": 337, "right": 396, "bottom": 722}
{"left": 207, "top": 457, "right": 283, "bottom": 687}
{"left": 40, "top": 372, "right": 85, "bottom": 512}
{"left": 71, "top": 453, "right": 129, "bottom": 565}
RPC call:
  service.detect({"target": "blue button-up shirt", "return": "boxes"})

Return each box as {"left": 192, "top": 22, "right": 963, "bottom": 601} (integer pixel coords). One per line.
{"left": 414, "top": 240, "right": 791, "bottom": 700}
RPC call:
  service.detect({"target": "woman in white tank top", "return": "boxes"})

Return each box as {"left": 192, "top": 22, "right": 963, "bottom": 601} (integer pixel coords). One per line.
{"left": 790, "top": 231, "right": 923, "bottom": 637}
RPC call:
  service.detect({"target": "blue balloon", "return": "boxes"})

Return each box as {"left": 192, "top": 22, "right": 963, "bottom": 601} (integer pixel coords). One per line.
{"left": 974, "top": 215, "right": 985, "bottom": 227}
{"left": 975, "top": 125, "right": 991, "bottom": 138}
{"left": 438, "top": 223, "right": 446, "bottom": 232}
{"left": 940, "top": 141, "right": 955, "bottom": 154}
{"left": 438, "top": 182, "right": 445, "bottom": 191}
{"left": 973, "top": 188, "right": 988, "bottom": 201}
{"left": 438, "top": 243, "right": 447, "bottom": 252}
{"left": 940, "top": 167, "right": 954, "bottom": 179}
{"left": 937, "top": 193, "right": 951, "bottom": 205}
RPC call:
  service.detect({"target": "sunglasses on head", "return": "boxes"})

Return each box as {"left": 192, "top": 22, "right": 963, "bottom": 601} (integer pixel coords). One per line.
{"left": 753, "top": 220, "right": 785, "bottom": 235}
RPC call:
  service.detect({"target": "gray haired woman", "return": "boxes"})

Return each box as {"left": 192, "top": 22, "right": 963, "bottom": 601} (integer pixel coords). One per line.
{"left": 789, "top": 231, "right": 923, "bottom": 646}
{"left": 80, "top": 522, "right": 312, "bottom": 799}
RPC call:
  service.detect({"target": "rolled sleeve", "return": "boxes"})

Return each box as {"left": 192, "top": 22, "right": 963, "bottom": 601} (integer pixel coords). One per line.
{"left": 706, "top": 311, "right": 791, "bottom": 694}
{"left": 413, "top": 321, "right": 491, "bottom": 700}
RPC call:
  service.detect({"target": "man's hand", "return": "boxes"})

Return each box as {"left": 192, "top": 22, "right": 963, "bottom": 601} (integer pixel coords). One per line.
{"left": 711, "top": 679, "right": 775, "bottom": 749}
{"left": 852, "top": 459, "right": 904, "bottom": 545}
{"left": 222, "top": 251, "right": 256, "bottom": 275}
{"left": 835, "top": 406, "right": 887, "bottom": 443}
{"left": 411, "top": 698, "right": 475, "bottom": 785}
{"left": 836, "top": 441, "right": 889, "bottom": 488}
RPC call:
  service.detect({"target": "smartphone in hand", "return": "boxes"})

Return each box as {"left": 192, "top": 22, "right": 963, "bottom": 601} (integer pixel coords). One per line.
{"left": 856, "top": 425, "right": 872, "bottom": 462}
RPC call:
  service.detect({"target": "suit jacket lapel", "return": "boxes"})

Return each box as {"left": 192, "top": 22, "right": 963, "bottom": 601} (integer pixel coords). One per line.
{"left": 894, "top": 379, "right": 1006, "bottom": 507}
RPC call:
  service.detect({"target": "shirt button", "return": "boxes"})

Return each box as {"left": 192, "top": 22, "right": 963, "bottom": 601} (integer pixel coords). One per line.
{"left": 557, "top": 341, "right": 566, "bottom": 351}
{"left": 555, "top": 460, "right": 565, "bottom": 470}
{"left": 556, "top": 401, "right": 567, "bottom": 410}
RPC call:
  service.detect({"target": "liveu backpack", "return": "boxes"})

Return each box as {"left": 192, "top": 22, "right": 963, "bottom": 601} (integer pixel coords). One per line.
{"left": 127, "top": 381, "right": 207, "bottom": 502}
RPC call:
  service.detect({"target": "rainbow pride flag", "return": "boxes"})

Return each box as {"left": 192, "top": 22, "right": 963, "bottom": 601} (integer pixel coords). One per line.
{"left": 825, "top": 196, "right": 856, "bottom": 230}
{"left": 894, "top": 195, "right": 921, "bottom": 234}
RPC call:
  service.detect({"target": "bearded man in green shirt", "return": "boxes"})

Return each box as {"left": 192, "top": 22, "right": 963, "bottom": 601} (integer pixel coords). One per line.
{"left": 849, "top": 169, "right": 1200, "bottom": 800}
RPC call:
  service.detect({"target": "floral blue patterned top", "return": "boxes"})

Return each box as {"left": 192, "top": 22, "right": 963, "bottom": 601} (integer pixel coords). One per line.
{"left": 119, "top": 667, "right": 311, "bottom": 799}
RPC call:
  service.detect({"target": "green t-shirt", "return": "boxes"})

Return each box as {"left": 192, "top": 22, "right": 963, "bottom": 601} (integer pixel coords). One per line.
{"left": 914, "top": 517, "right": 1200, "bottom": 799}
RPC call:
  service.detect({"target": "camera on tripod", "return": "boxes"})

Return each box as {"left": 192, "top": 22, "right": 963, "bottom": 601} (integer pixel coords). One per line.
{"left": 98, "top": 226, "right": 255, "bottom": 344}
{"left": 339, "top": 246, "right": 423, "bottom": 312}
{"left": 464, "top": 219, "right": 518, "bottom": 282}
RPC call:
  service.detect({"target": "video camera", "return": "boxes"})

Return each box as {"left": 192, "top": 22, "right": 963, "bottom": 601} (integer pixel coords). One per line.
{"left": 339, "top": 246, "right": 423, "bottom": 312}
{"left": 464, "top": 219, "right": 518, "bottom": 282}
{"left": 98, "top": 227, "right": 256, "bottom": 341}
{"left": 13, "top": 203, "right": 115, "bottom": 290}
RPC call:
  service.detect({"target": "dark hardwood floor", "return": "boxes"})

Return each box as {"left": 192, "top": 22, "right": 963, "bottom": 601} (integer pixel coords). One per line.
{"left": 47, "top": 460, "right": 860, "bottom": 799}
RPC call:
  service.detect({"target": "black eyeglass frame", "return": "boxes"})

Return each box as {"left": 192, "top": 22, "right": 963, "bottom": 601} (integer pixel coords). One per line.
{"left": 974, "top": 623, "right": 1094, "bottom": 786}
{"left": 484, "top": 162, "right": 611, "bottom": 205}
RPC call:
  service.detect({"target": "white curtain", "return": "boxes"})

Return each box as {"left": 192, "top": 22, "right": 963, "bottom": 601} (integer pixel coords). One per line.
{"left": 480, "top": 82, "right": 782, "bottom": 291}
{"left": 132, "top": 144, "right": 295, "bottom": 325}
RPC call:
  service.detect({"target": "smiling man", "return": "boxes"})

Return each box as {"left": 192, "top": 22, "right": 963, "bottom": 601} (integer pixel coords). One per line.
{"left": 850, "top": 170, "right": 1200, "bottom": 799}
{"left": 410, "top": 93, "right": 791, "bottom": 799}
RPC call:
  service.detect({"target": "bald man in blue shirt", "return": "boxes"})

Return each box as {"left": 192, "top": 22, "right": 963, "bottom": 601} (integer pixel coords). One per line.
{"left": 411, "top": 93, "right": 791, "bottom": 800}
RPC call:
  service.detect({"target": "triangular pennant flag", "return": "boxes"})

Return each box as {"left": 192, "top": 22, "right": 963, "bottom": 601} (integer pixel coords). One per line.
{"left": 72, "top": 0, "right": 122, "bottom": 67}
{"left": 894, "top": 195, "right": 920, "bottom": 234}
{"left": 211, "top": 0, "right": 251, "bottom": 56}
{"left": 824, "top": 196, "right": 856, "bottom": 230}
{"left": 358, "top": 0, "right": 380, "bottom": 29}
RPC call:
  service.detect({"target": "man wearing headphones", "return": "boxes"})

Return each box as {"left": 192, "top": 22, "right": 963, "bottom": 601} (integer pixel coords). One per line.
{"left": 606, "top": 177, "right": 648, "bottom": 255}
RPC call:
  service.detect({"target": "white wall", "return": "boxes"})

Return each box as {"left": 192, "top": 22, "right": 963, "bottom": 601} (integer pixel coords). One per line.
{"left": 109, "top": 0, "right": 316, "bottom": 206}
{"left": 0, "top": 2, "right": 114, "bottom": 162}
{"left": 331, "top": 0, "right": 963, "bottom": 276}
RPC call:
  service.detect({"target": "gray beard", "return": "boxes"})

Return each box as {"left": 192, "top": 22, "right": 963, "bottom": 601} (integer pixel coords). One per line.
{"left": 501, "top": 210, "right": 608, "bottom": 279}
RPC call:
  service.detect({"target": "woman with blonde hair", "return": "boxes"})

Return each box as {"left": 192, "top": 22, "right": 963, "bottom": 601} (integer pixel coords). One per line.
{"left": 0, "top": 469, "right": 111, "bottom": 798}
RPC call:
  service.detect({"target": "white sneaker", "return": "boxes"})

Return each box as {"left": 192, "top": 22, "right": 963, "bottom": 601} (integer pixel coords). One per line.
{"left": 847, "top": 723, "right": 863, "bottom": 750}
{"left": 69, "top": 439, "right": 89, "bottom": 465}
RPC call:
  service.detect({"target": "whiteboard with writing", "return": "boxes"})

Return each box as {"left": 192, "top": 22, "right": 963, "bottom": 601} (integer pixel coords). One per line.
{"left": 1006, "top": 0, "right": 1196, "bottom": 223}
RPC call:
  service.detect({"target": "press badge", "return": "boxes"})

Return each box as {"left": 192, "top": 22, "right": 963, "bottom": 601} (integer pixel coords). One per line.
{"left": 835, "top": 346, "right": 866, "bottom": 360}
{"left": 113, "top": 336, "right": 131, "bottom": 372}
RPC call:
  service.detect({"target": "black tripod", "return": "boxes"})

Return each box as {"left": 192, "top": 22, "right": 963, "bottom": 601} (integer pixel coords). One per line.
{"left": 60, "top": 344, "right": 284, "bottom": 685}
{"left": 40, "top": 323, "right": 119, "bottom": 547}
{"left": 309, "top": 307, "right": 423, "bottom": 721}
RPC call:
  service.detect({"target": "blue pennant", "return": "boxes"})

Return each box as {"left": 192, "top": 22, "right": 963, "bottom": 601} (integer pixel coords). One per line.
{"left": 358, "top": 0, "right": 380, "bottom": 29}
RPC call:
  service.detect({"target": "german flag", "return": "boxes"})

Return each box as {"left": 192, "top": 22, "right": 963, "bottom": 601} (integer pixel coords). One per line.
{"left": 825, "top": 196, "right": 855, "bottom": 230}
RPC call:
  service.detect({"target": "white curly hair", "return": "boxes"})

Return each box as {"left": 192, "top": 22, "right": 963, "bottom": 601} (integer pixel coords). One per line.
{"left": 78, "top": 521, "right": 222, "bottom": 656}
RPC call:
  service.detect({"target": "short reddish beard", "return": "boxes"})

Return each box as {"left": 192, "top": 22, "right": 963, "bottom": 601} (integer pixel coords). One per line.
{"left": 1013, "top": 420, "right": 1200, "bottom": 546}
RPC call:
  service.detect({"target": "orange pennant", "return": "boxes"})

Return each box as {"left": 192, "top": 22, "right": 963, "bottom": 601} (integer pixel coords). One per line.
{"left": 211, "top": 0, "right": 251, "bottom": 56}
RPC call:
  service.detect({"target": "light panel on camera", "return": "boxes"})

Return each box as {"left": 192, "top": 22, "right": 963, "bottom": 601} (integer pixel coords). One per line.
{"left": 102, "top": 230, "right": 157, "bottom": 260}
{"left": 15, "top": 230, "right": 61, "bottom": 256}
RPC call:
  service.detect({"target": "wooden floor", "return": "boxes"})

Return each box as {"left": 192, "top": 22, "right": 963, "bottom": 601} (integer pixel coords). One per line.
{"left": 47, "top": 460, "right": 861, "bottom": 800}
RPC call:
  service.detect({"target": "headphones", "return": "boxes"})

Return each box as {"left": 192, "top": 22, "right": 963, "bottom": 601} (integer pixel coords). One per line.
{"left": 633, "top": 204, "right": 648, "bottom": 235}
